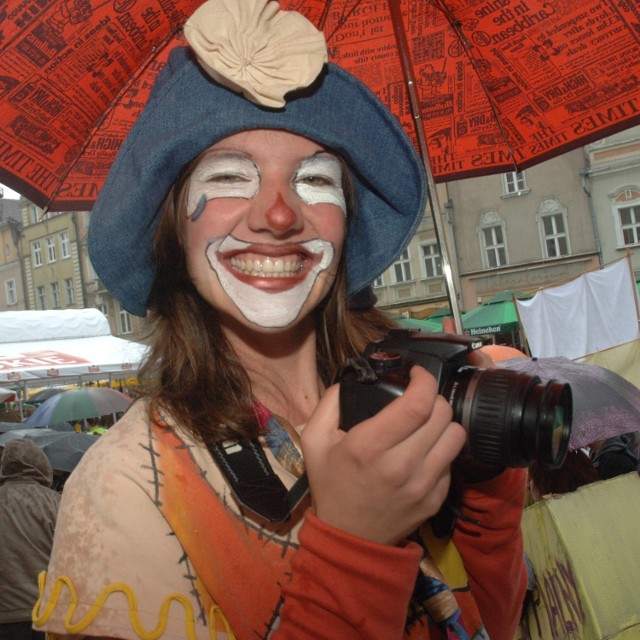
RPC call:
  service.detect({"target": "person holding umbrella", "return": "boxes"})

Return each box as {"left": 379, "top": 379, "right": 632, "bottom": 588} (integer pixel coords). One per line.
{"left": 35, "top": 1, "right": 527, "bottom": 639}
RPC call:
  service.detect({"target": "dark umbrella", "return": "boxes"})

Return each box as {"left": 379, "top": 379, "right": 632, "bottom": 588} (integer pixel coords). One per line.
{"left": 499, "top": 356, "right": 640, "bottom": 450}
{"left": 27, "top": 387, "right": 66, "bottom": 405}
{"left": 34, "top": 432, "right": 100, "bottom": 473}
{"left": 25, "top": 388, "right": 132, "bottom": 427}
{"left": 0, "top": 428, "right": 60, "bottom": 445}
{"left": 0, "top": 421, "right": 74, "bottom": 434}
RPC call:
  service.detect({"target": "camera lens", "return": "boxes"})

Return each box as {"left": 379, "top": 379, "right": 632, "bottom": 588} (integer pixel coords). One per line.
{"left": 442, "top": 367, "right": 572, "bottom": 468}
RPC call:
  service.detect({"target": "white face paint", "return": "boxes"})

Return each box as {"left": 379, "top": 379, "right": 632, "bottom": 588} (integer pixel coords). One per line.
{"left": 294, "top": 155, "right": 346, "bottom": 214}
{"left": 206, "top": 235, "right": 335, "bottom": 328}
{"left": 187, "top": 153, "right": 260, "bottom": 218}
{"left": 187, "top": 151, "right": 346, "bottom": 218}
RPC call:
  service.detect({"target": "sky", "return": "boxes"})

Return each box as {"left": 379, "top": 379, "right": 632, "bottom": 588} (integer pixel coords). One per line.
{"left": 0, "top": 184, "right": 20, "bottom": 199}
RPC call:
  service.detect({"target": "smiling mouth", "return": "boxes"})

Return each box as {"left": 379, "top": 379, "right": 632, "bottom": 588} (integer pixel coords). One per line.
{"left": 228, "top": 253, "right": 305, "bottom": 278}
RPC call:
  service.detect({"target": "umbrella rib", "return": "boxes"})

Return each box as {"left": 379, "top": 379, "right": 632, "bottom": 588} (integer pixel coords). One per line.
{"left": 40, "top": 25, "right": 185, "bottom": 213}
{"left": 324, "top": 0, "right": 365, "bottom": 42}
{"left": 431, "top": 0, "right": 521, "bottom": 173}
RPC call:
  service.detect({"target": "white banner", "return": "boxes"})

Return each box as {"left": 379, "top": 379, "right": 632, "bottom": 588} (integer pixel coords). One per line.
{"left": 516, "top": 259, "right": 639, "bottom": 359}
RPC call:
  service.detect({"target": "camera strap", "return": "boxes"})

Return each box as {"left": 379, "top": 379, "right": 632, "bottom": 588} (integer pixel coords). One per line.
{"left": 209, "top": 438, "right": 309, "bottom": 522}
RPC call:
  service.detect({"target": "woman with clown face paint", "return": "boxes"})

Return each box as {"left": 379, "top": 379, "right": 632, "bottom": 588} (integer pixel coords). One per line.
{"left": 35, "top": 2, "right": 528, "bottom": 640}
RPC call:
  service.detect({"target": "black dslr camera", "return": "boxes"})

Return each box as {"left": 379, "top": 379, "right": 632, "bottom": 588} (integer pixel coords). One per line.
{"left": 338, "top": 330, "right": 572, "bottom": 468}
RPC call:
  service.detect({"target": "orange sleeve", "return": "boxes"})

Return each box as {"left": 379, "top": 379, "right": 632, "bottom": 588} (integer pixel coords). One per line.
{"left": 275, "top": 511, "right": 422, "bottom": 639}
{"left": 453, "top": 467, "right": 528, "bottom": 640}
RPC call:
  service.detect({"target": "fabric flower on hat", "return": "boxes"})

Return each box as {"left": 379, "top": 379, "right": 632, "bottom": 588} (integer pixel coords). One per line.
{"left": 184, "top": 0, "right": 328, "bottom": 108}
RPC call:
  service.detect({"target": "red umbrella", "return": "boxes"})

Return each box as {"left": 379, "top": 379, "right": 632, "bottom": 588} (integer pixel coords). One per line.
{"left": 1, "top": 0, "right": 639, "bottom": 212}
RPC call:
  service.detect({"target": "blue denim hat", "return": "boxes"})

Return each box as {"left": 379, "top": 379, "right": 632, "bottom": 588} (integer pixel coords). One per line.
{"left": 88, "top": 47, "right": 427, "bottom": 316}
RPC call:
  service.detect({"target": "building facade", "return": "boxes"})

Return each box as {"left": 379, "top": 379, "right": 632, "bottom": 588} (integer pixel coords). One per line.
{"left": 2, "top": 128, "right": 638, "bottom": 342}
{"left": 0, "top": 195, "right": 24, "bottom": 312}
{"left": 7, "top": 200, "right": 144, "bottom": 340}
{"left": 446, "top": 146, "right": 601, "bottom": 311}
{"left": 373, "top": 144, "right": 609, "bottom": 329}
{"left": 582, "top": 124, "right": 640, "bottom": 279}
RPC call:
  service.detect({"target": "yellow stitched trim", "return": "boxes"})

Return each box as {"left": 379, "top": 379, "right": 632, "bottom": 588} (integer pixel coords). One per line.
{"left": 33, "top": 571, "right": 236, "bottom": 640}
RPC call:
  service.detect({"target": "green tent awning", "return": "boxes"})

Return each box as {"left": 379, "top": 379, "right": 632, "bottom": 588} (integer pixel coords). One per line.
{"left": 395, "top": 316, "right": 442, "bottom": 332}
{"left": 462, "top": 300, "right": 520, "bottom": 335}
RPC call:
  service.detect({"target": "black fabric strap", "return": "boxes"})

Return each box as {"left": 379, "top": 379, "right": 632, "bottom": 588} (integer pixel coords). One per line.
{"left": 209, "top": 438, "right": 309, "bottom": 522}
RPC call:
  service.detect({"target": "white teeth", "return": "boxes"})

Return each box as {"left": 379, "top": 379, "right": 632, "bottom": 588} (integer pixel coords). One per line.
{"left": 229, "top": 256, "right": 302, "bottom": 277}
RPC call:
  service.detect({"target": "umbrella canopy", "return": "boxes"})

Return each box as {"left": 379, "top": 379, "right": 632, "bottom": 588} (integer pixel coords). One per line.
{"left": 1, "top": 0, "right": 639, "bottom": 210}
{"left": 35, "top": 432, "right": 100, "bottom": 473}
{"left": 25, "top": 388, "right": 132, "bottom": 426}
{"left": 26, "top": 387, "right": 66, "bottom": 405}
{"left": 0, "top": 427, "right": 60, "bottom": 445}
{"left": 499, "top": 356, "right": 640, "bottom": 451}
{"left": 0, "top": 422, "right": 73, "bottom": 434}
{"left": 0, "top": 428, "right": 99, "bottom": 472}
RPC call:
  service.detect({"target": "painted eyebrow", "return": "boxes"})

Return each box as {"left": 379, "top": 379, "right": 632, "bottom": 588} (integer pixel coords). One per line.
{"left": 195, "top": 150, "right": 255, "bottom": 166}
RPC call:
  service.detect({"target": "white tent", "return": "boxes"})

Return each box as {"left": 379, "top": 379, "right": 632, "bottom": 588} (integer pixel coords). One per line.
{"left": 0, "top": 309, "right": 148, "bottom": 386}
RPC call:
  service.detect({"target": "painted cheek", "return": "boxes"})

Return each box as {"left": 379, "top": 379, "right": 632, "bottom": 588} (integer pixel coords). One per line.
{"left": 294, "top": 157, "right": 346, "bottom": 215}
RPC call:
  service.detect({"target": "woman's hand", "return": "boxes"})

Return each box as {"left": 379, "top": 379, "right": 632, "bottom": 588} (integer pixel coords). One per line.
{"left": 301, "top": 366, "right": 467, "bottom": 546}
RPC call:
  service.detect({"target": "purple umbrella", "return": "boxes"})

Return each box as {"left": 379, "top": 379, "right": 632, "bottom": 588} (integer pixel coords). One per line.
{"left": 499, "top": 357, "right": 640, "bottom": 451}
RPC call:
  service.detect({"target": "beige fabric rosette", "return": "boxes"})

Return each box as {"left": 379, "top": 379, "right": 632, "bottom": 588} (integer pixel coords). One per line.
{"left": 184, "top": 0, "right": 328, "bottom": 108}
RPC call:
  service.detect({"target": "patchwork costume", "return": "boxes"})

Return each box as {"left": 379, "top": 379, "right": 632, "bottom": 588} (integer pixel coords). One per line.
{"left": 36, "top": 400, "right": 526, "bottom": 640}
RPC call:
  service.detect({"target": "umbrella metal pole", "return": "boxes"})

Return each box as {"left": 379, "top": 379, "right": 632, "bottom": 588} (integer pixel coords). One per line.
{"left": 389, "top": 3, "right": 464, "bottom": 333}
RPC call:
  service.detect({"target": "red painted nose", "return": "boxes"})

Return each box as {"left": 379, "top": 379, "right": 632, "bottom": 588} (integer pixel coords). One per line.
{"left": 262, "top": 193, "right": 303, "bottom": 234}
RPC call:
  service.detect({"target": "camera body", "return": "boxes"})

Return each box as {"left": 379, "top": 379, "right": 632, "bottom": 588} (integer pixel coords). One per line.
{"left": 338, "top": 330, "right": 571, "bottom": 468}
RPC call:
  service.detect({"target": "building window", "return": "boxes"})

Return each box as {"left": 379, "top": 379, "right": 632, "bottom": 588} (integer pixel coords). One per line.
{"left": 36, "top": 285, "right": 46, "bottom": 309}
{"left": 420, "top": 243, "right": 443, "bottom": 278}
{"left": 391, "top": 248, "right": 413, "bottom": 283}
{"left": 46, "top": 236, "right": 56, "bottom": 263}
{"left": 619, "top": 205, "right": 640, "bottom": 246}
{"left": 50, "top": 282, "right": 60, "bottom": 308}
{"left": 30, "top": 206, "right": 40, "bottom": 224}
{"left": 32, "top": 240, "right": 42, "bottom": 267}
{"left": 541, "top": 213, "right": 569, "bottom": 257}
{"left": 478, "top": 211, "right": 508, "bottom": 269}
{"left": 483, "top": 226, "right": 507, "bottom": 267}
{"left": 372, "top": 275, "right": 384, "bottom": 288}
{"left": 119, "top": 305, "right": 133, "bottom": 334}
{"left": 60, "top": 231, "right": 71, "bottom": 258}
{"left": 5, "top": 279, "right": 17, "bottom": 305}
{"left": 612, "top": 188, "right": 640, "bottom": 248}
{"left": 65, "top": 278, "right": 75, "bottom": 305}
{"left": 536, "top": 198, "right": 570, "bottom": 259}
{"left": 46, "top": 237, "right": 56, "bottom": 262}
{"left": 501, "top": 171, "right": 527, "bottom": 195}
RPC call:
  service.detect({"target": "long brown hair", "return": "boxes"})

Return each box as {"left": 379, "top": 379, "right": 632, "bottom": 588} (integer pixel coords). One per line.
{"left": 138, "top": 151, "right": 394, "bottom": 444}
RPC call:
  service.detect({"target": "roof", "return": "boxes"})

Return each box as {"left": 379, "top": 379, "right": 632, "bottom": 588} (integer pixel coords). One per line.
{"left": 0, "top": 309, "right": 147, "bottom": 384}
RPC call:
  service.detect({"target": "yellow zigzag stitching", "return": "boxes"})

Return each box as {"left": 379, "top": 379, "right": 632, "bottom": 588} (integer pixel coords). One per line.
{"left": 33, "top": 571, "right": 236, "bottom": 640}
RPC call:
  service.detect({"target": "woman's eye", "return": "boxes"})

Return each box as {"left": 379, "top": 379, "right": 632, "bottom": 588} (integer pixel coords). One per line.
{"left": 297, "top": 175, "right": 334, "bottom": 187}
{"left": 207, "top": 173, "right": 250, "bottom": 184}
